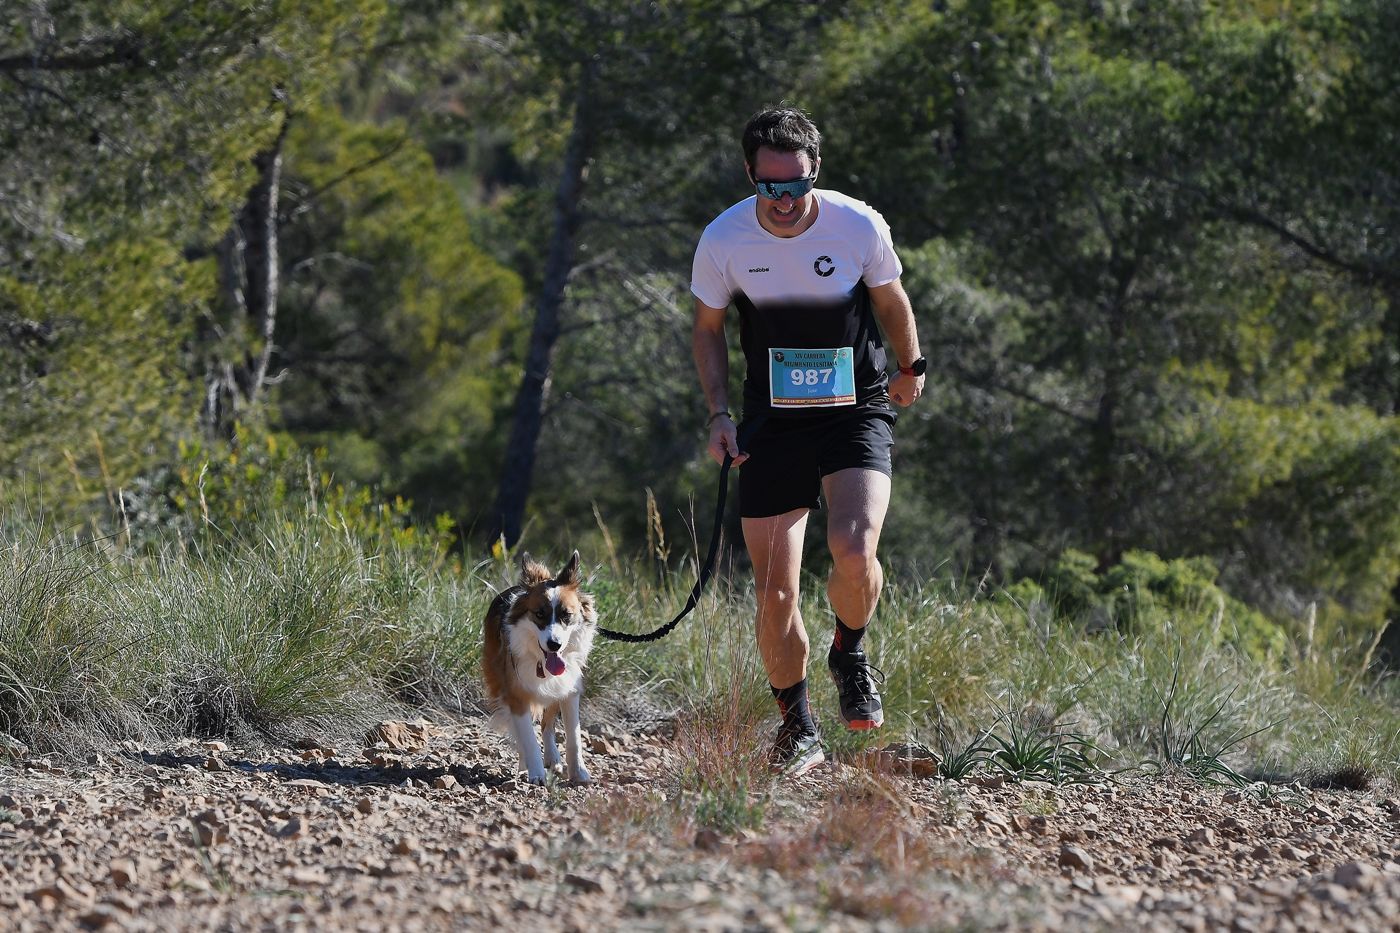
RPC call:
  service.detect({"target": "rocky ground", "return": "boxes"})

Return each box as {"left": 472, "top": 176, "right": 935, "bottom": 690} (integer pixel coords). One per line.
{"left": 2, "top": 713, "right": 1399, "bottom": 932}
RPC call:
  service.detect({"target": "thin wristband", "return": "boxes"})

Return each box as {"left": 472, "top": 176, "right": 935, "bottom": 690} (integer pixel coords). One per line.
{"left": 706, "top": 410, "right": 732, "bottom": 426}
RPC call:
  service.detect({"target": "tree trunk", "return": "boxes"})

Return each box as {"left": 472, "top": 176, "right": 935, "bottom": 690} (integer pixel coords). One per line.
{"left": 489, "top": 66, "right": 595, "bottom": 549}
{"left": 1090, "top": 369, "right": 1121, "bottom": 572}
{"left": 240, "top": 118, "right": 287, "bottom": 409}
{"left": 202, "top": 113, "right": 290, "bottom": 440}
{"left": 1381, "top": 281, "right": 1400, "bottom": 668}
{"left": 1381, "top": 279, "right": 1400, "bottom": 417}
{"left": 970, "top": 490, "right": 1003, "bottom": 582}
{"left": 1092, "top": 270, "right": 1133, "bottom": 571}
{"left": 1379, "top": 579, "right": 1400, "bottom": 670}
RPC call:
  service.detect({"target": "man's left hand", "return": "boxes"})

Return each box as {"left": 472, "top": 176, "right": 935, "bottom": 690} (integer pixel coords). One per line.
{"left": 890, "top": 371, "right": 924, "bottom": 407}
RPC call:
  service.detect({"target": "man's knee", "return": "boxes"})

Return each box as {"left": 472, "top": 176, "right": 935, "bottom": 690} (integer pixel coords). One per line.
{"left": 830, "top": 534, "right": 880, "bottom": 579}
{"left": 755, "top": 582, "right": 798, "bottom": 617}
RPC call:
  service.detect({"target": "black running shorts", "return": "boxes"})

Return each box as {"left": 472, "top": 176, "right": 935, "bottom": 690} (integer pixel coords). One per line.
{"left": 737, "top": 408, "right": 896, "bottom": 518}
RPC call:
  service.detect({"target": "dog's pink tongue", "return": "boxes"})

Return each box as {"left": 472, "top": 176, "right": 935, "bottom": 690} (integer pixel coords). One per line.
{"left": 544, "top": 652, "right": 566, "bottom": 676}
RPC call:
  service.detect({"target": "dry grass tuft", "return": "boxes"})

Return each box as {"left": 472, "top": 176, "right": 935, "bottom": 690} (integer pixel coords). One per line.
{"left": 670, "top": 683, "right": 773, "bottom": 832}
{"left": 741, "top": 766, "right": 1008, "bottom": 924}
{"left": 583, "top": 787, "right": 675, "bottom": 845}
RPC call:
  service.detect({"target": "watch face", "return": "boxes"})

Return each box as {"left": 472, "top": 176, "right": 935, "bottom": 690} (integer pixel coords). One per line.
{"left": 907, "top": 357, "right": 927, "bottom": 376}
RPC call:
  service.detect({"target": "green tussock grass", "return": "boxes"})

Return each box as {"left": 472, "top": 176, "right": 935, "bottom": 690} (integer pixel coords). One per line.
{"left": 0, "top": 526, "right": 147, "bottom": 751}
{"left": 2, "top": 505, "right": 1398, "bottom": 796}
{"left": 0, "top": 509, "right": 493, "bottom": 751}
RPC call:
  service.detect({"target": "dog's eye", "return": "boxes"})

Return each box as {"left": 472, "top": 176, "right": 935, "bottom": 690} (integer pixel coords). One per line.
{"left": 534, "top": 608, "right": 548, "bottom": 620}
{"left": 557, "top": 610, "right": 571, "bottom": 625}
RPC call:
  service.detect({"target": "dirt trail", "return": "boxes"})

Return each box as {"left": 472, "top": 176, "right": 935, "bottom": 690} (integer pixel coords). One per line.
{"left": 2, "top": 715, "right": 1398, "bottom": 931}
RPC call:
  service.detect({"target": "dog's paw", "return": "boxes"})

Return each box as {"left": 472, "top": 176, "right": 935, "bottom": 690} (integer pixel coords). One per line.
{"left": 525, "top": 768, "right": 548, "bottom": 785}
{"left": 568, "top": 765, "right": 592, "bottom": 786}
{"left": 543, "top": 747, "right": 562, "bottom": 769}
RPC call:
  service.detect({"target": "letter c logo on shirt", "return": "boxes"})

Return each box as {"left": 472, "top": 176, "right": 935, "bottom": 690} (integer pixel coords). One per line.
{"left": 813, "top": 256, "right": 835, "bottom": 277}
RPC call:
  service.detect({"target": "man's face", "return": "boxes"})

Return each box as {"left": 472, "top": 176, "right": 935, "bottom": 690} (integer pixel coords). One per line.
{"left": 747, "top": 146, "right": 819, "bottom": 236}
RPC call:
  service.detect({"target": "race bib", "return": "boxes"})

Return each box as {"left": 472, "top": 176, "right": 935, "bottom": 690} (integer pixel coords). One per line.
{"left": 768, "top": 347, "right": 856, "bottom": 408}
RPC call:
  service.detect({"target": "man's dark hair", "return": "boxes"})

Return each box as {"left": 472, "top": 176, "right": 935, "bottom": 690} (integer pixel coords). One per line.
{"left": 742, "top": 107, "right": 821, "bottom": 169}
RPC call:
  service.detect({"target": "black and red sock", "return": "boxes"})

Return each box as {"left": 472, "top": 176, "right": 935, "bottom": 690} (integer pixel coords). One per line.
{"left": 771, "top": 679, "right": 816, "bottom": 734}
{"left": 832, "top": 616, "right": 866, "bottom": 654}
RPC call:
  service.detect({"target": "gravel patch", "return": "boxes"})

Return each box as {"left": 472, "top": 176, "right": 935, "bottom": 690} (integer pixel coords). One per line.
{"left": 3, "top": 716, "right": 1398, "bottom": 931}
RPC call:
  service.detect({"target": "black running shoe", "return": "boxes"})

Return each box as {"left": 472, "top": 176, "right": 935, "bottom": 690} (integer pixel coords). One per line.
{"left": 828, "top": 647, "right": 885, "bottom": 730}
{"left": 770, "top": 724, "right": 825, "bottom": 776}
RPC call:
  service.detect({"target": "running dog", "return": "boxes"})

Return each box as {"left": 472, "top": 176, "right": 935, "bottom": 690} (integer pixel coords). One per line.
{"left": 482, "top": 551, "right": 597, "bottom": 784}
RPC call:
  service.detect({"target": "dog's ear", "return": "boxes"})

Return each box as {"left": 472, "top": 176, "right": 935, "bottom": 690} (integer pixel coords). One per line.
{"left": 519, "top": 552, "right": 551, "bottom": 586}
{"left": 555, "top": 550, "right": 580, "bottom": 587}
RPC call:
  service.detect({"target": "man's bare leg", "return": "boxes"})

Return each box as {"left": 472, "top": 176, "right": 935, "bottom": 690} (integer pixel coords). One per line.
{"left": 745, "top": 506, "right": 824, "bottom": 770}
{"left": 823, "top": 468, "right": 892, "bottom": 632}
{"left": 822, "top": 467, "right": 891, "bottom": 730}
{"left": 742, "top": 507, "right": 811, "bottom": 688}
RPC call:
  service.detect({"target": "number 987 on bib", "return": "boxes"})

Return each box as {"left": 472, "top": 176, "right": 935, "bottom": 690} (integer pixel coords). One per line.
{"left": 768, "top": 347, "right": 857, "bottom": 408}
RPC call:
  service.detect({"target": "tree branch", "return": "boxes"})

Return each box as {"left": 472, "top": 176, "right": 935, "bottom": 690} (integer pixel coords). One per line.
{"left": 0, "top": 70, "right": 79, "bottom": 108}
{"left": 0, "top": 40, "right": 142, "bottom": 74}
{"left": 559, "top": 305, "right": 653, "bottom": 336}
{"left": 1220, "top": 200, "right": 1393, "bottom": 284}
{"left": 1141, "top": 166, "right": 1396, "bottom": 285}
{"left": 945, "top": 356, "right": 1095, "bottom": 428}
{"left": 281, "top": 137, "right": 408, "bottom": 223}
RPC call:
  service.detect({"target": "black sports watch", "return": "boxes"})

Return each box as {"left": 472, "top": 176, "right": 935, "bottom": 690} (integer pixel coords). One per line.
{"left": 898, "top": 357, "right": 927, "bottom": 377}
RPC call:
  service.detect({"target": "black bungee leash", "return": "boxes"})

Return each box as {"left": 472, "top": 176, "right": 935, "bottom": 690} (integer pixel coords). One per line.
{"left": 596, "top": 418, "right": 761, "bottom": 643}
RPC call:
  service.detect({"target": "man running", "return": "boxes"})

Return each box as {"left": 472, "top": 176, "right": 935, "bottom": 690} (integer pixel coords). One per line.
{"left": 691, "top": 106, "right": 925, "bottom": 772}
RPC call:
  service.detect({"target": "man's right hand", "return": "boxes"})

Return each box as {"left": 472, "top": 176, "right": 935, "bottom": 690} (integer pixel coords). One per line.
{"left": 708, "top": 415, "right": 749, "bottom": 466}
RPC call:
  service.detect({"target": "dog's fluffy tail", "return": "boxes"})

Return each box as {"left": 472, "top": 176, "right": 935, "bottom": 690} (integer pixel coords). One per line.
{"left": 486, "top": 700, "right": 541, "bottom": 740}
{"left": 488, "top": 705, "right": 514, "bottom": 739}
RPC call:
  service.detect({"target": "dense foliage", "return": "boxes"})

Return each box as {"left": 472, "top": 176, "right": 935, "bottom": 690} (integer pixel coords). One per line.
{"left": 2, "top": 1, "right": 1396, "bottom": 651}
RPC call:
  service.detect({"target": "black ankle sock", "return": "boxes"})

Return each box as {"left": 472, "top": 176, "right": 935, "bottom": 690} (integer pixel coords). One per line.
{"left": 832, "top": 616, "right": 866, "bottom": 654}
{"left": 771, "top": 679, "right": 816, "bottom": 734}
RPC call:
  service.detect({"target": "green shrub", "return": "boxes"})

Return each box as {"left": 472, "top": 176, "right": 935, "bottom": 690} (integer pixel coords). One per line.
{"left": 1002, "top": 548, "right": 1286, "bottom": 659}
{"left": 123, "top": 425, "right": 456, "bottom": 561}
{"left": 1039, "top": 549, "right": 1104, "bottom": 621}
{"left": 1105, "top": 550, "right": 1287, "bottom": 658}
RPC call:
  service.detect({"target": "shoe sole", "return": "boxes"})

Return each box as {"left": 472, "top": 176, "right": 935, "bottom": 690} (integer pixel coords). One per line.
{"left": 784, "top": 748, "right": 826, "bottom": 776}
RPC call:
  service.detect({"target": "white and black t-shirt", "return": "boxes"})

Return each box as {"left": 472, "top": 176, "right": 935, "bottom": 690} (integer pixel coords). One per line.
{"left": 691, "top": 189, "right": 903, "bottom": 419}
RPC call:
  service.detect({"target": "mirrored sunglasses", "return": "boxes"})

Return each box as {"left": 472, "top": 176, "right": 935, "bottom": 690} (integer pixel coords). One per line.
{"left": 754, "top": 174, "right": 816, "bottom": 201}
